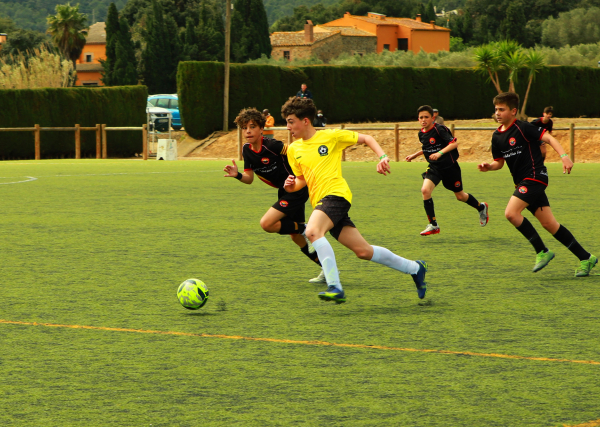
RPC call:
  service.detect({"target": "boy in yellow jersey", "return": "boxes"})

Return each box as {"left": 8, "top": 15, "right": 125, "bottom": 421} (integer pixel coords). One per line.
{"left": 282, "top": 97, "right": 428, "bottom": 303}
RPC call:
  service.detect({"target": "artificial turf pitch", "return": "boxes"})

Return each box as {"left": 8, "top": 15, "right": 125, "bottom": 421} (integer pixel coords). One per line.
{"left": 1, "top": 159, "right": 599, "bottom": 426}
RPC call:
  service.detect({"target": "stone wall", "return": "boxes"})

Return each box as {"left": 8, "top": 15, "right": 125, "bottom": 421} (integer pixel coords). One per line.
{"left": 272, "top": 33, "right": 377, "bottom": 63}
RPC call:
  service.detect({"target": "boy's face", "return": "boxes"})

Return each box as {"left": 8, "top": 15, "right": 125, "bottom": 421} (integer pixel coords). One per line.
{"left": 286, "top": 114, "right": 311, "bottom": 139}
{"left": 543, "top": 111, "right": 553, "bottom": 120}
{"left": 242, "top": 119, "right": 262, "bottom": 144}
{"left": 418, "top": 111, "right": 434, "bottom": 129}
{"left": 494, "top": 103, "right": 517, "bottom": 125}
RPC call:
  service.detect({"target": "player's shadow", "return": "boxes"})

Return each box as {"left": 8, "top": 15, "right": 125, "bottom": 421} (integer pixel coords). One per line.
{"left": 183, "top": 312, "right": 218, "bottom": 316}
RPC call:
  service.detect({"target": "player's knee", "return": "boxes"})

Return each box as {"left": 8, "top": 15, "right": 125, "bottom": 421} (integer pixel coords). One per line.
{"left": 259, "top": 218, "right": 276, "bottom": 233}
{"left": 304, "top": 226, "right": 323, "bottom": 242}
{"left": 421, "top": 188, "right": 432, "bottom": 198}
{"left": 505, "top": 210, "right": 520, "bottom": 224}
{"left": 355, "top": 247, "right": 372, "bottom": 260}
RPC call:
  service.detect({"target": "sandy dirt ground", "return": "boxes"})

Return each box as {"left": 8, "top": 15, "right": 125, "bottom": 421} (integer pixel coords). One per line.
{"left": 177, "top": 117, "right": 600, "bottom": 163}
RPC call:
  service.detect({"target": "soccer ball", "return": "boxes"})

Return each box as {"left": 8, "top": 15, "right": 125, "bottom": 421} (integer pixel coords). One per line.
{"left": 177, "top": 279, "right": 209, "bottom": 310}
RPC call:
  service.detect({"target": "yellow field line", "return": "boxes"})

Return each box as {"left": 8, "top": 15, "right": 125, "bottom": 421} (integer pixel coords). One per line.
{"left": 1, "top": 318, "right": 599, "bottom": 366}
{"left": 564, "top": 419, "right": 600, "bottom": 427}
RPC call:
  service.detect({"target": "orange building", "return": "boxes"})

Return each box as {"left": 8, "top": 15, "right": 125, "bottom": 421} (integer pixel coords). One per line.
{"left": 322, "top": 12, "right": 450, "bottom": 54}
{"left": 75, "top": 22, "right": 106, "bottom": 86}
{"left": 0, "top": 33, "right": 7, "bottom": 51}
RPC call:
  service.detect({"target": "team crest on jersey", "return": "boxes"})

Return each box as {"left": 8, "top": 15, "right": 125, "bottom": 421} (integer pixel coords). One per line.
{"left": 429, "top": 137, "right": 436, "bottom": 145}
{"left": 518, "top": 186, "right": 528, "bottom": 194}
{"left": 509, "top": 137, "right": 517, "bottom": 146}
{"left": 318, "top": 145, "right": 328, "bottom": 156}
{"left": 279, "top": 200, "right": 288, "bottom": 208}
{"left": 261, "top": 157, "right": 269, "bottom": 164}
{"left": 455, "top": 181, "right": 461, "bottom": 187}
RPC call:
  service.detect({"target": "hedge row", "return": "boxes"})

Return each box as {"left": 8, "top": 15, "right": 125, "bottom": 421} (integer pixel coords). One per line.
{"left": 178, "top": 61, "right": 600, "bottom": 141}
{"left": 0, "top": 86, "right": 148, "bottom": 159}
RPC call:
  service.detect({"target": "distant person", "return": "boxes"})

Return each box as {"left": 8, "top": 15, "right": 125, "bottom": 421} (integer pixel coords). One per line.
{"left": 296, "top": 83, "right": 313, "bottom": 100}
{"left": 405, "top": 105, "right": 489, "bottom": 236}
{"left": 531, "top": 106, "right": 554, "bottom": 159}
{"left": 313, "top": 110, "right": 327, "bottom": 127}
{"left": 433, "top": 109, "right": 445, "bottom": 125}
{"left": 263, "top": 109, "right": 275, "bottom": 139}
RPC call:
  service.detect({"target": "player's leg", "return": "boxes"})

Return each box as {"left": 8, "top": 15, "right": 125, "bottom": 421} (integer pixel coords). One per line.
{"left": 534, "top": 206, "right": 598, "bottom": 277}
{"left": 505, "top": 195, "right": 554, "bottom": 272}
{"left": 420, "top": 176, "right": 440, "bottom": 235}
{"left": 336, "top": 225, "right": 428, "bottom": 299}
{"left": 260, "top": 208, "right": 305, "bottom": 235}
{"left": 445, "top": 164, "right": 488, "bottom": 226}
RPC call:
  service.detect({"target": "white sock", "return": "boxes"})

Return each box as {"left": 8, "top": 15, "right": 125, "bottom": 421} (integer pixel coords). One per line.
{"left": 370, "top": 246, "right": 419, "bottom": 275}
{"left": 312, "top": 237, "right": 342, "bottom": 289}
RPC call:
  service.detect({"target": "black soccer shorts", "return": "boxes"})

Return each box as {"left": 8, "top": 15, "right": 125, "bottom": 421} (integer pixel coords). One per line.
{"left": 314, "top": 195, "right": 356, "bottom": 241}
{"left": 513, "top": 180, "right": 550, "bottom": 215}
{"left": 273, "top": 186, "right": 309, "bottom": 223}
{"left": 422, "top": 163, "right": 464, "bottom": 193}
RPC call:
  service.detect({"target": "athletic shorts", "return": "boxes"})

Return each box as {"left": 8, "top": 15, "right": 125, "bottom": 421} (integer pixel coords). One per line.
{"left": 273, "top": 186, "right": 309, "bottom": 223}
{"left": 314, "top": 195, "right": 356, "bottom": 241}
{"left": 513, "top": 180, "right": 550, "bottom": 214}
{"left": 422, "top": 163, "right": 463, "bottom": 193}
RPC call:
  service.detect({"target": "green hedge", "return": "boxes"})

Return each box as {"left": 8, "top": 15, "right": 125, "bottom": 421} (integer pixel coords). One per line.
{"left": 178, "top": 62, "right": 600, "bottom": 140}
{"left": 0, "top": 86, "right": 148, "bottom": 159}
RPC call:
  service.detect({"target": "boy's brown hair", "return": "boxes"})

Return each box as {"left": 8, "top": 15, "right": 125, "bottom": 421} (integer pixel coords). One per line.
{"left": 234, "top": 108, "right": 266, "bottom": 128}
{"left": 417, "top": 105, "right": 434, "bottom": 116}
{"left": 493, "top": 92, "right": 520, "bottom": 111}
{"left": 543, "top": 106, "right": 553, "bottom": 114}
{"left": 281, "top": 96, "right": 316, "bottom": 122}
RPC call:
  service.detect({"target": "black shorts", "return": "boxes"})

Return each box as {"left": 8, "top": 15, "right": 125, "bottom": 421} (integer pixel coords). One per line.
{"left": 314, "top": 195, "right": 356, "bottom": 240}
{"left": 513, "top": 180, "right": 550, "bottom": 215}
{"left": 422, "top": 163, "right": 463, "bottom": 193}
{"left": 273, "top": 186, "right": 309, "bottom": 223}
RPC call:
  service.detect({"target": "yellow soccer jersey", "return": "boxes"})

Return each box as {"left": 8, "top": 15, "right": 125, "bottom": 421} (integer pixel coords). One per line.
{"left": 287, "top": 129, "right": 358, "bottom": 207}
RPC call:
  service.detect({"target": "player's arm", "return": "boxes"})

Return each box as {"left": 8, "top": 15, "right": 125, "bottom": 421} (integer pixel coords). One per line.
{"left": 283, "top": 175, "right": 306, "bottom": 192}
{"left": 223, "top": 159, "right": 254, "bottom": 184}
{"left": 478, "top": 158, "right": 504, "bottom": 172}
{"left": 429, "top": 130, "right": 458, "bottom": 161}
{"left": 405, "top": 150, "right": 423, "bottom": 162}
{"left": 357, "top": 133, "right": 390, "bottom": 176}
{"left": 541, "top": 132, "right": 573, "bottom": 174}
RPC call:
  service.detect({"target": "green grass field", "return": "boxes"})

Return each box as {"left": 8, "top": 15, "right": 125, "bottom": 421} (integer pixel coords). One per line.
{"left": 1, "top": 159, "right": 599, "bottom": 426}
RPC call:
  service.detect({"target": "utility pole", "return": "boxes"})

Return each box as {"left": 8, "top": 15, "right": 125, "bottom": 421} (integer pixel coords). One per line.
{"left": 223, "top": 0, "right": 232, "bottom": 131}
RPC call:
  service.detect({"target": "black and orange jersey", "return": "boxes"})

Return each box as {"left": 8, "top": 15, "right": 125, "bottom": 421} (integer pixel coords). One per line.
{"left": 491, "top": 119, "right": 548, "bottom": 186}
{"left": 531, "top": 117, "right": 553, "bottom": 133}
{"left": 418, "top": 123, "right": 458, "bottom": 169}
{"left": 243, "top": 137, "right": 293, "bottom": 188}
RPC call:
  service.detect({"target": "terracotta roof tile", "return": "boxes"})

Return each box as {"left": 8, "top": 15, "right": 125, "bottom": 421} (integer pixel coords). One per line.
{"left": 76, "top": 63, "right": 104, "bottom": 72}
{"left": 318, "top": 26, "right": 376, "bottom": 37}
{"left": 270, "top": 31, "right": 338, "bottom": 47}
{"left": 86, "top": 22, "right": 106, "bottom": 44}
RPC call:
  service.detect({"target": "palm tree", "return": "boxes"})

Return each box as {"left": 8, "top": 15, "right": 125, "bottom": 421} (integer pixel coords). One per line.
{"left": 503, "top": 50, "right": 526, "bottom": 93}
{"left": 473, "top": 45, "right": 503, "bottom": 93}
{"left": 47, "top": 3, "right": 88, "bottom": 67}
{"left": 520, "top": 50, "right": 546, "bottom": 118}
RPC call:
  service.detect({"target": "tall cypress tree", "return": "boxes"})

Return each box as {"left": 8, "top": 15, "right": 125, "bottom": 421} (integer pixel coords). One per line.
{"left": 231, "top": 0, "right": 271, "bottom": 63}
{"left": 113, "top": 17, "right": 138, "bottom": 85}
{"left": 425, "top": 1, "right": 436, "bottom": 24}
{"left": 101, "top": 3, "right": 119, "bottom": 86}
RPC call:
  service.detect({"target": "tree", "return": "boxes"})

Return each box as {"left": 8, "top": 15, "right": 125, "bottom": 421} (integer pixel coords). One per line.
{"left": 500, "top": 1, "right": 527, "bottom": 44}
{"left": 520, "top": 50, "right": 546, "bottom": 117}
{"left": 462, "top": 8, "right": 473, "bottom": 43}
{"left": 425, "top": 1, "right": 436, "bottom": 24}
{"left": 46, "top": 3, "right": 88, "bottom": 66}
{"left": 473, "top": 44, "right": 503, "bottom": 93}
{"left": 112, "top": 17, "right": 138, "bottom": 85}
{"left": 541, "top": 7, "right": 600, "bottom": 47}
{"left": 231, "top": 0, "right": 272, "bottom": 63}
{"left": 101, "top": 2, "right": 120, "bottom": 86}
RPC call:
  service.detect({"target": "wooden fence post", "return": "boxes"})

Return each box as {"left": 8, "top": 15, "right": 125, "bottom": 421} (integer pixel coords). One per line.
{"left": 341, "top": 124, "right": 346, "bottom": 161}
{"left": 142, "top": 124, "right": 148, "bottom": 161}
{"left": 569, "top": 123, "right": 575, "bottom": 162}
{"left": 287, "top": 129, "right": 292, "bottom": 145}
{"left": 238, "top": 126, "right": 243, "bottom": 161}
{"left": 75, "top": 124, "right": 81, "bottom": 159}
{"left": 95, "top": 124, "right": 101, "bottom": 159}
{"left": 34, "top": 124, "right": 40, "bottom": 160}
{"left": 450, "top": 123, "right": 455, "bottom": 136}
{"left": 102, "top": 124, "right": 107, "bottom": 159}
{"left": 394, "top": 123, "right": 399, "bottom": 162}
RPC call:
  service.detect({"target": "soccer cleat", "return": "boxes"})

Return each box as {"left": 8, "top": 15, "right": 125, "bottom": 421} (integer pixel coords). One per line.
{"left": 479, "top": 202, "right": 489, "bottom": 227}
{"left": 411, "top": 260, "right": 428, "bottom": 299}
{"left": 575, "top": 254, "right": 598, "bottom": 277}
{"left": 533, "top": 249, "right": 555, "bottom": 272}
{"left": 318, "top": 286, "right": 346, "bottom": 304}
{"left": 309, "top": 269, "right": 326, "bottom": 283}
{"left": 420, "top": 224, "right": 440, "bottom": 236}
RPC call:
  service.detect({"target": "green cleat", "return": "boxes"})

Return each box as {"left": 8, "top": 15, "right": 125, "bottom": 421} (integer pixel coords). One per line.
{"left": 575, "top": 254, "right": 598, "bottom": 277}
{"left": 318, "top": 286, "right": 346, "bottom": 304}
{"left": 533, "top": 249, "right": 555, "bottom": 272}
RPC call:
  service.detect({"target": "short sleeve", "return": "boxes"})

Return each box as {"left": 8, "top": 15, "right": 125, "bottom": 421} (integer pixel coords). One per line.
{"left": 242, "top": 147, "right": 252, "bottom": 171}
{"left": 522, "top": 121, "right": 545, "bottom": 143}
{"left": 548, "top": 120, "right": 553, "bottom": 132}
{"left": 335, "top": 130, "right": 359, "bottom": 150}
{"left": 491, "top": 137, "right": 502, "bottom": 160}
{"left": 437, "top": 125, "right": 456, "bottom": 144}
{"left": 287, "top": 145, "right": 303, "bottom": 177}
{"left": 268, "top": 138, "right": 285, "bottom": 154}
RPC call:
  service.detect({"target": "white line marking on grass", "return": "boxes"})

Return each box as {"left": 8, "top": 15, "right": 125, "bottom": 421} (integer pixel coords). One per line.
{"left": 0, "top": 176, "right": 38, "bottom": 185}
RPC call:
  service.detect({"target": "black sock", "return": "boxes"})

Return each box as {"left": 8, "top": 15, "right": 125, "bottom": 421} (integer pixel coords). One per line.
{"left": 300, "top": 244, "right": 321, "bottom": 266}
{"left": 278, "top": 218, "right": 304, "bottom": 235}
{"left": 466, "top": 194, "right": 484, "bottom": 211}
{"left": 553, "top": 224, "right": 590, "bottom": 261}
{"left": 424, "top": 198, "right": 437, "bottom": 226}
{"left": 516, "top": 217, "right": 547, "bottom": 254}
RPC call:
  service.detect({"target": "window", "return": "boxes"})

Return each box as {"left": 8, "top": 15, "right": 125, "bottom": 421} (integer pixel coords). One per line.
{"left": 170, "top": 98, "right": 178, "bottom": 109}
{"left": 148, "top": 99, "right": 157, "bottom": 106}
{"left": 156, "top": 98, "right": 170, "bottom": 108}
{"left": 354, "top": 52, "right": 364, "bottom": 57}
{"left": 398, "top": 38, "right": 408, "bottom": 51}
{"left": 85, "top": 54, "right": 93, "bottom": 62}
{"left": 383, "top": 44, "right": 390, "bottom": 51}
{"left": 283, "top": 51, "right": 290, "bottom": 61}
{"left": 82, "top": 82, "right": 99, "bottom": 86}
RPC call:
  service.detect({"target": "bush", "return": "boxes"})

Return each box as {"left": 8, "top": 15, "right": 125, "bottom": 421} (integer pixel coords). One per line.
{"left": 0, "top": 86, "right": 147, "bottom": 158}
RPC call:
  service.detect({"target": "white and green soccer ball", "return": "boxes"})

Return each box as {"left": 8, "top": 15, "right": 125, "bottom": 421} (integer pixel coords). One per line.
{"left": 177, "top": 279, "right": 209, "bottom": 310}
